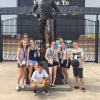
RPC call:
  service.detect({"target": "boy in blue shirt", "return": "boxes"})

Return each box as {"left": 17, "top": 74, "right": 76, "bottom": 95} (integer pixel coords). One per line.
{"left": 55, "top": 36, "right": 68, "bottom": 49}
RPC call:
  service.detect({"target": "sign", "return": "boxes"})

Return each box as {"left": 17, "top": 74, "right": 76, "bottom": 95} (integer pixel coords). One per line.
{"left": 55, "top": 0, "right": 69, "bottom": 6}
{"left": 33, "top": 0, "right": 69, "bottom": 6}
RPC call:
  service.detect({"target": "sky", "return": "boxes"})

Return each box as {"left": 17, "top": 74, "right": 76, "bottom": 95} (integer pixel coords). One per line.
{"left": 0, "top": 0, "right": 17, "bottom": 20}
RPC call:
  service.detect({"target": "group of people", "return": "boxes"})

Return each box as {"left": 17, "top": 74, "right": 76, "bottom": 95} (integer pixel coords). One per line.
{"left": 16, "top": 33, "right": 86, "bottom": 96}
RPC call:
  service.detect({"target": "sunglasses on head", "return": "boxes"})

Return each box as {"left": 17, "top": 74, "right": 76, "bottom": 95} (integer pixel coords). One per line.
{"left": 24, "top": 37, "right": 28, "bottom": 38}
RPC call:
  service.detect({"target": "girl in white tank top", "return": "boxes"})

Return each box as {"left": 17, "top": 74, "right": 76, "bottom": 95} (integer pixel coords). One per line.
{"left": 58, "top": 42, "right": 69, "bottom": 84}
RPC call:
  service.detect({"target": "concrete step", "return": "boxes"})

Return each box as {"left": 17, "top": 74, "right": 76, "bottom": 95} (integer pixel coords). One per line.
{"left": 20, "top": 84, "right": 72, "bottom": 91}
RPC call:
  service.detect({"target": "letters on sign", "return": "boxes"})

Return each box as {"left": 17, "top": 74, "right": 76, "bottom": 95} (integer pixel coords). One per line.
{"left": 33, "top": 0, "right": 69, "bottom": 6}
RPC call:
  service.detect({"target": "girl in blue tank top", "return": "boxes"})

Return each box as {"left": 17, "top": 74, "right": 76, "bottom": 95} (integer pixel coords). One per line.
{"left": 27, "top": 38, "right": 40, "bottom": 82}
{"left": 16, "top": 40, "right": 28, "bottom": 91}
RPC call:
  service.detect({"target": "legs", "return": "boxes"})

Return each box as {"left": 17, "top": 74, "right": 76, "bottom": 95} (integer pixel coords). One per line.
{"left": 75, "top": 76, "right": 79, "bottom": 86}
{"left": 73, "top": 68, "right": 85, "bottom": 89}
{"left": 39, "top": 18, "right": 52, "bottom": 48}
{"left": 16, "top": 67, "right": 26, "bottom": 90}
{"left": 34, "top": 64, "right": 38, "bottom": 70}
{"left": 17, "top": 68, "right": 23, "bottom": 85}
{"left": 43, "top": 80, "right": 50, "bottom": 90}
{"left": 29, "top": 64, "right": 38, "bottom": 82}
{"left": 48, "top": 67, "right": 53, "bottom": 84}
{"left": 61, "top": 68, "right": 66, "bottom": 80}
{"left": 64, "top": 68, "right": 68, "bottom": 79}
{"left": 46, "top": 19, "right": 52, "bottom": 45}
{"left": 73, "top": 68, "right": 79, "bottom": 86}
{"left": 39, "top": 20, "right": 46, "bottom": 48}
{"left": 80, "top": 78, "right": 84, "bottom": 87}
{"left": 29, "top": 65, "right": 34, "bottom": 82}
{"left": 52, "top": 66, "right": 57, "bottom": 84}
{"left": 22, "top": 67, "right": 27, "bottom": 84}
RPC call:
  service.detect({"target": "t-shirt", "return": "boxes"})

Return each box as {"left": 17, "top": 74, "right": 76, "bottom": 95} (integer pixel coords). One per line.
{"left": 71, "top": 48, "right": 84, "bottom": 68}
{"left": 31, "top": 69, "right": 49, "bottom": 82}
{"left": 55, "top": 43, "right": 68, "bottom": 49}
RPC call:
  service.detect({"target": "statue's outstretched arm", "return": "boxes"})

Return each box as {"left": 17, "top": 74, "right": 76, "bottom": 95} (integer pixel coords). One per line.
{"left": 51, "top": 0, "right": 60, "bottom": 18}
{"left": 31, "top": 2, "right": 40, "bottom": 18}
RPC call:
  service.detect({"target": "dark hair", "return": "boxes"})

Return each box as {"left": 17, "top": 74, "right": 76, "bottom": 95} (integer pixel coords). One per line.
{"left": 57, "top": 36, "right": 62, "bottom": 40}
{"left": 29, "top": 38, "right": 34, "bottom": 43}
{"left": 22, "top": 33, "right": 29, "bottom": 39}
{"left": 38, "top": 62, "right": 44, "bottom": 67}
{"left": 51, "top": 41, "right": 55, "bottom": 44}
{"left": 72, "top": 40, "right": 78, "bottom": 43}
{"left": 62, "top": 41, "right": 66, "bottom": 45}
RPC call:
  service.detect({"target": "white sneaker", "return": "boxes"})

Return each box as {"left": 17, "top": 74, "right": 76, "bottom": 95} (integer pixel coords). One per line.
{"left": 33, "top": 93, "right": 37, "bottom": 96}
{"left": 42, "top": 90, "right": 50, "bottom": 96}
{"left": 51, "top": 84, "right": 55, "bottom": 88}
{"left": 16, "top": 85, "right": 19, "bottom": 90}
{"left": 63, "top": 80, "right": 66, "bottom": 85}
{"left": 21, "top": 84, "right": 25, "bottom": 88}
{"left": 33, "top": 90, "right": 37, "bottom": 96}
{"left": 66, "top": 79, "right": 69, "bottom": 84}
{"left": 24, "top": 79, "right": 26, "bottom": 83}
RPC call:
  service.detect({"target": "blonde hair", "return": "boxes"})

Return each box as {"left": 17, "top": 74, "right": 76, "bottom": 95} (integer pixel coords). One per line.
{"left": 18, "top": 40, "right": 28, "bottom": 49}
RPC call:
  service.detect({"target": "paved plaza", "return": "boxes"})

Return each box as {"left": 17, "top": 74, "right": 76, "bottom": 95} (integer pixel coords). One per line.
{"left": 0, "top": 62, "right": 100, "bottom": 100}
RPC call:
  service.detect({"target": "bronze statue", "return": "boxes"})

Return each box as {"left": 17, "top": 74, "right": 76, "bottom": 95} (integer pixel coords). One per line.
{"left": 31, "top": 0, "right": 60, "bottom": 48}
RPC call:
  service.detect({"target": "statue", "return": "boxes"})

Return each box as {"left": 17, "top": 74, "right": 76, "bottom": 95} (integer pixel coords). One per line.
{"left": 31, "top": 0, "right": 60, "bottom": 48}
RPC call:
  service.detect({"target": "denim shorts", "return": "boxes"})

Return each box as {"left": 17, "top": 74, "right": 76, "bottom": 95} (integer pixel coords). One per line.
{"left": 29, "top": 60, "right": 38, "bottom": 65}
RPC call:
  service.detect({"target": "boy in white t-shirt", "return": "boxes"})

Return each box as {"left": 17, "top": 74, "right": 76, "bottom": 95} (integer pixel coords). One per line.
{"left": 30, "top": 63, "right": 50, "bottom": 96}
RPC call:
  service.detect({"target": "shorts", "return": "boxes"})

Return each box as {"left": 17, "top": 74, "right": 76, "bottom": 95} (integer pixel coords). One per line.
{"left": 60, "top": 59, "right": 67, "bottom": 68}
{"left": 31, "top": 80, "right": 46, "bottom": 88}
{"left": 17, "top": 63, "right": 26, "bottom": 68}
{"left": 73, "top": 68, "right": 83, "bottom": 78}
{"left": 29, "top": 60, "right": 38, "bottom": 65}
{"left": 48, "top": 62, "right": 59, "bottom": 67}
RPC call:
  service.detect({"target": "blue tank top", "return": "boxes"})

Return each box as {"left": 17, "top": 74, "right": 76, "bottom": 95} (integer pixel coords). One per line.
{"left": 29, "top": 47, "right": 38, "bottom": 61}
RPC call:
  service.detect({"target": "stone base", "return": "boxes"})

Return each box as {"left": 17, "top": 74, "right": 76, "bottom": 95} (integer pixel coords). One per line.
{"left": 26, "top": 61, "right": 62, "bottom": 85}
{"left": 20, "top": 84, "right": 72, "bottom": 91}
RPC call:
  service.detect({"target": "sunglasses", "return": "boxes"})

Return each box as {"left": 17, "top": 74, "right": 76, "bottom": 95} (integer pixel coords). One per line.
{"left": 24, "top": 37, "right": 28, "bottom": 38}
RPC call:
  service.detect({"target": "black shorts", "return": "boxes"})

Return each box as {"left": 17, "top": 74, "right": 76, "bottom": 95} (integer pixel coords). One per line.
{"left": 17, "top": 63, "right": 26, "bottom": 68}
{"left": 73, "top": 68, "right": 83, "bottom": 78}
{"left": 60, "top": 59, "right": 67, "bottom": 68}
{"left": 48, "top": 62, "right": 59, "bottom": 67}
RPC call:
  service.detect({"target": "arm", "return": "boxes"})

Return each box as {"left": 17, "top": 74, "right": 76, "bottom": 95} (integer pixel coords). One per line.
{"left": 26, "top": 47, "right": 30, "bottom": 67}
{"left": 78, "top": 49, "right": 84, "bottom": 68}
{"left": 31, "top": 1, "right": 40, "bottom": 18}
{"left": 31, "top": 71, "right": 38, "bottom": 84}
{"left": 17, "top": 48, "right": 22, "bottom": 65}
{"left": 51, "top": 0, "right": 60, "bottom": 18}
{"left": 70, "top": 49, "right": 73, "bottom": 61}
{"left": 56, "top": 49, "right": 60, "bottom": 63}
{"left": 43, "top": 70, "right": 50, "bottom": 80}
{"left": 45, "top": 48, "right": 51, "bottom": 63}
{"left": 36, "top": 46, "right": 40, "bottom": 57}
{"left": 37, "top": 50, "right": 40, "bottom": 57}
{"left": 66, "top": 50, "right": 69, "bottom": 66}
